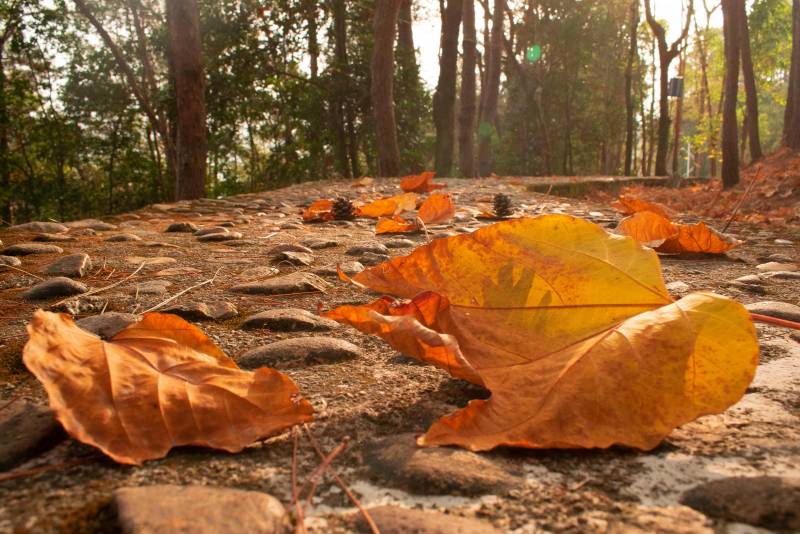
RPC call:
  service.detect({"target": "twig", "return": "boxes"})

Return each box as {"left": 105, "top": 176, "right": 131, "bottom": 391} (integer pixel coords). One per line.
{"left": 0, "top": 459, "right": 94, "bottom": 483}
{"left": 300, "top": 439, "right": 349, "bottom": 514}
{"left": 142, "top": 267, "right": 222, "bottom": 313}
{"left": 291, "top": 428, "right": 307, "bottom": 534}
{"left": 722, "top": 167, "right": 761, "bottom": 233}
{"left": 53, "top": 262, "right": 147, "bottom": 307}
{"left": 0, "top": 385, "right": 28, "bottom": 412}
{"left": 0, "top": 264, "right": 45, "bottom": 281}
{"left": 751, "top": 313, "right": 800, "bottom": 331}
{"left": 302, "top": 425, "right": 379, "bottom": 534}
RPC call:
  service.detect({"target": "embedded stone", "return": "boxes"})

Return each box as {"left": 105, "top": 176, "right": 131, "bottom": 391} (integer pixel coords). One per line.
{"left": 314, "top": 261, "right": 365, "bottom": 277}
{"left": 21, "top": 277, "right": 88, "bottom": 300}
{"left": 346, "top": 242, "right": 389, "bottom": 256}
{"left": 230, "top": 272, "right": 330, "bottom": 295}
{"left": 76, "top": 312, "right": 141, "bottom": 339}
{"left": 0, "top": 401, "right": 64, "bottom": 471}
{"left": 0, "top": 255, "right": 22, "bottom": 267}
{"left": 9, "top": 221, "right": 68, "bottom": 233}
{"left": 240, "top": 308, "right": 338, "bottom": 331}
{"left": 43, "top": 253, "right": 92, "bottom": 278}
{"left": 356, "top": 506, "right": 502, "bottom": 534}
{"left": 105, "top": 233, "right": 142, "bottom": 242}
{"left": 2, "top": 243, "right": 63, "bottom": 256}
{"left": 164, "top": 222, "right": 198, "bottom": 233}
{"left": 239, "top": 337, "right": 361, "bottom": 368}
{"left": 744, "top": 301, "right": 800, "bottom": 323}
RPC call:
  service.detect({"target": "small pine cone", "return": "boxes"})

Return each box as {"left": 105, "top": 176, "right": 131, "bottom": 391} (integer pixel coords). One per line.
{"left": 493, "top": 193, "right": 513, "bottom": 218}
{"left": 332, "top": 197, "right": 355, "bottom": 220}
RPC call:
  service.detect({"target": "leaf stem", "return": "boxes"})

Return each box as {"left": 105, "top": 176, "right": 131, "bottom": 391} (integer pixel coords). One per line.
{"left": 750, "top": 313, "right": 800, "bottom": 331}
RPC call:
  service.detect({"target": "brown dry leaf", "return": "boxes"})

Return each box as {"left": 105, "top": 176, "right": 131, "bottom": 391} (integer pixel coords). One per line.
{"left": 375, "top": 215, "right": 419, "bottom": 234}
{"left": 23, "top": 311, "right": 313, "bottom": 465}
{"left": 400, "top": 171, "right": 446, "bottom": 193}
{"left": 613, "top": 195, "right": 671, "bottom": 218}
{"left": 325, "top": 215, "right": 758, "bottom": 451}
{"left": 303, "top": 199, "right": 334, "bottom": 222}
{"left": 617, "top": 211, "right": 739, "bottom": 254}
{"left": 355, "top": 193, "right": 418, "bottom": 218}
{"left": 418, "top": 193, "right": 455, "bottom": 224}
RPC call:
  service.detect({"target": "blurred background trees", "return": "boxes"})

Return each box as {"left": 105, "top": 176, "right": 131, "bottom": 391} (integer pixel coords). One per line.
{"left": 0, "top": 0, "right": 796, "bottom": 222}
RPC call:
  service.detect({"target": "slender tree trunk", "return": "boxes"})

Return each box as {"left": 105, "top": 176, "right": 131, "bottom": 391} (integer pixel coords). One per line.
{"left": 783, "top": 0, "right": 800, "bottom": 149}
{"left": 624, "top": 0, "right": 639, "bottom": 176}
{"left": 458, "top": 0, "right": 477, "bottom": 177}
{"left": 0, "top": 44, "right": 10, "bottom": 222}
{"left": 433, "top": 0, "right": 462, "bottom": 176}
{"left": 398, "top": 0, "right": 415, "bottom": 52}
{"left": 331, "top": 0, "right": 352, "bottom": 178}
{"left": 477, "top": 0, "right": 503, "bottom": 176}
{"left": 166, "top": 0, "right": 207, "bottom": 200}
{"left": 721, "top": 0, "right": 741, "bottom": 188}
{"left": 671, "top": 51, "right": 686, "bottom": 175}
{"left": 739, "top": 0, "right": 762, "bottom": 162}
{"left": 371, "top": 0, "right": 402, "bottom": 177}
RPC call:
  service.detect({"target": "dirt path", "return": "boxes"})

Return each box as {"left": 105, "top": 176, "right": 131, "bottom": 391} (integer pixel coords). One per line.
{"left": 1, "top": 177, "right": 798, "bottom": 533}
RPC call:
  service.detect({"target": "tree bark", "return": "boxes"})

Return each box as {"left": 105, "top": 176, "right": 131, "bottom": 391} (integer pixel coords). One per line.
{"left": 644, "top": 0, "right": 693, "bottom": 176}
{"left": 398, "top": 0, "right": 415, "bottom": 52}
{"left": 331, "top": 0, "right": 352, "bottom": 178}
{"left": 624, "top": 0, "right": 639, "bottom": 176}
{"left": 670, "top": 50, "right": 686, "bottom": 175}
{"left": 458, "top": 0, "right": 477, "bottom": 177}
{"left": 166, "top": 0, "right": 207, "bottom": 200}
{"left": 433, "top": 0, "right": 462, "bottom": 176}
{"left": 477, "top": 0, "right": 503, "bottom": 176}
{"left": 371, "top": 0, "right": 402, "bottom": 177}
{"left": 784, "top": 0, "right": 800, "bottom": 149}
{"left": 721, "top": 0, "right": 741, "bottom": 188}
{"left": 738, "top": 0, "right": 762, "bottom": 162}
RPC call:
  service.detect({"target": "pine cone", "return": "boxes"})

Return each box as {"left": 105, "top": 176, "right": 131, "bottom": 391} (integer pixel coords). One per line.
{"left": 332, "top": 197, "right": 355, "bottom": 220}
{"left": 493, "top": 193, "right": 513, "bottom": 218}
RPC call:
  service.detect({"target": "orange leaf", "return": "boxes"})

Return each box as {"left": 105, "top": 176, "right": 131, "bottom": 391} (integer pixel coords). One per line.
{"left": 400, "top": 171, "right": 446, "bottom": 193}
{"left": 303, "top": 199, "right": 334, "bottom": 222}
{"left": 418, "top": 193, "right": 455, "bottom": 225}
{"left": 612, "top": 195, "right": 670, "bottom": 218}
{"left": 23, "top": 311, "right": 313, "bottom": 465}
{"left": 657, "top": 222, "right": 740, "bottom": 254}
{"left": 355, "top": 193, "right": 418, "bottom": 218}
{"left": 325, "top": 216, "right": 758, "bottom": 451}
{"left": 375, "top": 215, "right": 419, "bottom": 234}
{"left": 616, "top": 211, "right": 679, "bottom": 247}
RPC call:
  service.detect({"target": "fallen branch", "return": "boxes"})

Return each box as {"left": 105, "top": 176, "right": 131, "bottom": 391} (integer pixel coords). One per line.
{"left": 300, "top": 438, "right": 349, "bottom": 514}
{"left": 302, "top": 425, "right": 379, "bottom": 534}
{"left": 0, "top": 264, "right": 45, "bottom": 281}
{"left": 53, "top": 261, "right": 147, "bottom": 307}
{"left": 0, "top": 459, "right": 94, "bottom": 483}
{"left": 751, "top": 313, "right": 800, "bottom": 331}
{"left": 142, "top": 267, "right": 222, "bottom": 313}
{"left": 291, "top": 427, "right": 307, "bottom": 534}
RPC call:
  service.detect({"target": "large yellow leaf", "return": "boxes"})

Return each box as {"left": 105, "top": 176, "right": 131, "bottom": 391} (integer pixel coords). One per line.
{"left": 23, "top": 311, "right": 313, "bottom": 465}
{"left": 325, "top": 215, "right": 758, "bottom": 451}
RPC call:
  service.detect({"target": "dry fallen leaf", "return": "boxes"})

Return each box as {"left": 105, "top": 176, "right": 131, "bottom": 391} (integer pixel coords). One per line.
{"left": 617, "top": 211, "right": 739, "bottom": 254}
{"left": 355, "top": 193, "right": 418, "bottom": 218}
{"left": 23, "top": 311, "right": 313, "bottom": 465}
{"left": 303, "top": 199, "right": 334, "bottom": 222}
{"left": 417, "top": 193, "right": 455, "bottom": 225}
{"left": 400, "top": 171, "right": 446, "bottom": 193}
{"left": 325, "top": 215, "right": 758, "bottom": 451}
{"left": 375, "top": 215, "right": 419, "bottom": 235}
{"left": 613, "top": 195, "right": 671, "bottom": 219}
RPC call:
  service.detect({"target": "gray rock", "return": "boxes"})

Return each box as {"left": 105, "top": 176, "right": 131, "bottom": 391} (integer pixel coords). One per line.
{"left": 760, "top": 270, "right": 800, "bottom": 280}
{"left": 300, "top": 238, "right": 339, "bottom": 249}
{"left": 0, "top": 401, "right": 64, "bottom": 471}
{"left": 279, "top": 222, "right": 303, "bottom": 230}
{"left": 269, "top": 243, "right": 314, "bottom": 255}
{"left": 756, "top": 262, "right": 798, "bottom": 272}
{"left": 2, "top": 243, "right": 63, "bottom": 256}
{"left": 194, "top": 226, "right": 229, "bottom": 237}
{"left": 197, "top": 231, "right": 242, "bottom": 242}
{"left": 164, "top": 222, "right": 198, "bottom": 233}
{"left": 766, "top": 253, "right": 795, "bottom": 263}
{"left": 67, "top": 219, "right": 117, "bottom": 231}
{"left": 273, "top": 250, "right": 314, "bottom": 266}
{"left": 21, "top": 277, "right": 88, "bottom": 300}
{"left": 383, "top": 238, "right": 415, "bottom": 249}
{"left": 76, "top": 312, "right": 140, "bottom": 339}
{"left": 774, "top": 239, "right": 793, "bottom": 245}
{"left": 239, "top": 337, "right": 361, "bottom": 368}
{"left": 314, "top": 261, "right": 365, "bottom": 277}
{"left": 666, "top": 281, "right": 692, "bottom": 298}
{"left": 236, "top": 265, "right": 280, "bottom": 280}
{"left": 364, "top": 434, "right": 522, "bottom": 496}
{"left": 359, "top": 252, "right": 390, "bottom": 266}
{"left": 727, "top": 282, "right": 767, "bottom": 295}
{"left": 131, "top": 280, "right": 171, "bottom": 296}
{"left": 32, "top": 233, "right": 76, "bottom": 242}
{"left": 161, "top": 302, "right": 238, "bottom": 321}
{"left": 733, "top": 275, "right": 764, "bottom": 285}
{"left": 744, "top": 301, "right": 800, "bottom": 323}
{"left": 346, "top": 242, "right": 389, "bottom": 256}
{"left": 681, "top": 476, "right": 800, "bottom": 531}
{"left": 230, "top": 272, "right": 330, "bottom": 295}
{"left": 113, "top": 485, "right": 291, "bottom": 534}
{"left": 0, "top": 255, "right": 22, "bottom": 267}
{"left": 105, "top": 233, "right": 142, "bottom": 242}
{"left": 356, "top": 506, "right": 502, "bottom": 534}
{"left": 9, "top": 221, "right": 68, "bottom": 233}
{"left": 240, "top": 308, "right": 338, "bottom": 331}
{"left": 43, "top": 253, "right": 92, "bottom": 278}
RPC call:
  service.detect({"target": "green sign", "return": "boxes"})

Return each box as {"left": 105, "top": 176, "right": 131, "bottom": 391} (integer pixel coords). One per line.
{"left": 526, "top": 45, "right": 542, "bottom": 64}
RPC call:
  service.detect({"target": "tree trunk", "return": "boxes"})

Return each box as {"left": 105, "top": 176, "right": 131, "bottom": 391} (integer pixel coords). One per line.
{"left": 0, "top": 43, "right": 10, "bottom": 222}
{"left": 624, "top": 0, "right": 639, "bottom": 176}
{"left": 671, "top": 50, "right": 686, "bottom": 175}
{"left": 784, "top": 0, "right": 800, "bottom": 149}
{"left": 433, "top": 0, "right": 462, "bottom": 176}
{"left": 166, "top": 0, "right": 207, "bottom": 200}
{"left": 371, "top": 0, "right": 402, "bottom": 177}
{"left": 477, "top": 0, "right": 503, "bottom": 176}
{"left": 458, "top": 0, "right": 477, "bottom": 177}
{"left": 721, "top": 0, "right": 741, "bottom": 188}
{"left": 739, "top": 0, "right": 763, "bottom": 162}
{"left": 398, "top": 0, "right": 415, "bottom": 52}
{"left": 331, "top": 0, "right": 352, "bottom": 178}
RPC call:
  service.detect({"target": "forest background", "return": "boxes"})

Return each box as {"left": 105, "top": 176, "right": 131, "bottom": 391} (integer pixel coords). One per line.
{"left": 0, "top": 0, "right": 796, "bottom": 223}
